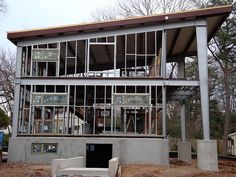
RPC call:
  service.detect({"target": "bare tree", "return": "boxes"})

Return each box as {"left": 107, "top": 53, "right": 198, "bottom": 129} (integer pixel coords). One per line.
{"left": 117, "top": 0, "right": 195, "bottom": 16}
{"left": 0, "top": 49, "right": 16, "bottom": 126}
{"left": 0, "top": 0, "right": 7, "bottom": 14}
{"left": 91, "top": 5, "right": 119, "bottom": 21}
{"left": 92, "top": 0, "right": 199, "bottom": 21}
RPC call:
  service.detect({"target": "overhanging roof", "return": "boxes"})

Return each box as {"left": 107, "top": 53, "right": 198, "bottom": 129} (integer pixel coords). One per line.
{"left": 7, "top": 5, "right": 232, "bottom": 46}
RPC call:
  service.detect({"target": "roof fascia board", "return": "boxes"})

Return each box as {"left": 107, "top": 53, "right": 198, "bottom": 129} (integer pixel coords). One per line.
{"left": 17, "top": 19, "right": 198, "bottom": 47}
{"left": 8, "top": 5, "right": 232, "bottom": 42}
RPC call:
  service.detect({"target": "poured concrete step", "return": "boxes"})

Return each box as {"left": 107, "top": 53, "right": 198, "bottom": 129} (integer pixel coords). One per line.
{"left": 57, "top": 167, "right": 109, "bottom": 177}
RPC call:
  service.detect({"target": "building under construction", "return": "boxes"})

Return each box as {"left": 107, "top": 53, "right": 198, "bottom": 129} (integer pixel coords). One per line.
{"left": 7, "top": 5, "right": 232, "bottom": 171}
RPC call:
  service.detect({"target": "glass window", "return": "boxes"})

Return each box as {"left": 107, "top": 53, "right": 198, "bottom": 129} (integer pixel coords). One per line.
{"left": 32, "top": 143, "right": 42, "bottom": 153}
{"left": 43, "top": 144, "right": 58, "bottom": 153}
{"left": 43, "top": 95, "right": 67, "bottom": 105}
{"left": 32, "top": 93, "right": 68, "bottom": 106}
{"left": 32, "top": 49, "right": 59, "bottom": 61}
{"left": 32, "top": 143, "right": 58, "bottom": 154}
{"left": 113, "top": 94, "right": 150, "bottom": 106}
{"left": 32, "top": 95, "right": 42, "bottom": 104}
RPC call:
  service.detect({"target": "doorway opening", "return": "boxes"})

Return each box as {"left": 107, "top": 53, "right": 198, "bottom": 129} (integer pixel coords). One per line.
{"left": 86, "top": 144, "right": 112, "bottom": 168}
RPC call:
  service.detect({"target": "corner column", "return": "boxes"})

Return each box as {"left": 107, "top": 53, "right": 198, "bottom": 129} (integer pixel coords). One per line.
{"left": 12, "top": 46, "right": 23, "bottom": 138}
{"left": 161, "top": 30, "right": 167, "bottom": 137}
{"left": 196, "top": 19, "right": 218, "bottom": 171}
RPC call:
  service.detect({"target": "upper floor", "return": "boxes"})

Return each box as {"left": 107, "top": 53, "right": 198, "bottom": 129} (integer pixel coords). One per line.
{"left": 7, "top": 5, "right": 232, "bottom": 81}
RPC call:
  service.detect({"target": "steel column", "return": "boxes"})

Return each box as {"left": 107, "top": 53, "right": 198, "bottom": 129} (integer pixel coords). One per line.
{"left": 180, "top": 103, "right": 186, "bottom": 142}
{"left": 196, "top": 19, "right": 210, "bottom": 140}
{"left": 12, "top": 47, "right": 22, "bottom": 137}
{"left": 162, "top": 86, "right": 167, "bottom": 137}
{"left": 161, "top": 30, "right": 167, "bottom": 78}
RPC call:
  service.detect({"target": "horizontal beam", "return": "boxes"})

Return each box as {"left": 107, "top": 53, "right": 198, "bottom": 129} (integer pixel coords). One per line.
{"left": 19, "top": 77, "right": 199, "bottom": 86}
{"left": 18, "top": 20, "right": 196, "bottom": 46}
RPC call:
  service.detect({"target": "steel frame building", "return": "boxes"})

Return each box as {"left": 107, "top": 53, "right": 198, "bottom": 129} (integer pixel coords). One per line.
{"left": 7, "top": 5, "right": 232, "bottom": 170}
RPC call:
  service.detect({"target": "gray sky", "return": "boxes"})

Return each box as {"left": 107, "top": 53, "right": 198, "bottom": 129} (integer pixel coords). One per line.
{"left": 0, "top": 0, "right": 114, "bottom": 51}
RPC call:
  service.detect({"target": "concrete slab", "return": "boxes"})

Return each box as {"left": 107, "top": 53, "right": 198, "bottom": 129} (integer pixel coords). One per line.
{"left": 57, "top": 167, "right": 109, "bottom": 177}
{"left": 52, "top": 156, "right": 85, "bottom": 176}
{"left": 178, "top": 141, "right": 191, "bottom": 163}
{"left": 197, "top": 140, "right": 218, "bottom": 171}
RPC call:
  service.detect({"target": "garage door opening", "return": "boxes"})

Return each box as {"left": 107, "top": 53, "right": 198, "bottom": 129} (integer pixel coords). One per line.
{"left": 86, "top": 144, "right": 112, "bottom": 168}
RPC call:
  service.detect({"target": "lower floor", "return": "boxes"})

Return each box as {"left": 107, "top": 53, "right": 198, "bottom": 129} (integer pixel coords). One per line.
{"left": 8, "top": 136, "right": 219, "bottom": 171}
{"left": 8, "top": 136, "right": 169, "bottom": 165}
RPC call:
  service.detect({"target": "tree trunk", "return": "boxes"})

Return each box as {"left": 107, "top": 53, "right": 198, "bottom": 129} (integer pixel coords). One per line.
{"left": 223, "top": 65, "right": 230, "bottom": 156}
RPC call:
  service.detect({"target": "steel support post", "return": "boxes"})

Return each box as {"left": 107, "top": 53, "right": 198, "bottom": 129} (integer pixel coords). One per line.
{"left": 180, "top": 103, "right": 186, "bottom": 142}
{"left": 161, "top": 30, "right": 167, "bottom": 78}
{"left": 12, "top": 47, "right": 22, "bottom": 137}
{"left": 162, "top": 86, "right": 167, "bottom": 137}
{"left": 196, "top": 20, "right": 210, "bottom": 140}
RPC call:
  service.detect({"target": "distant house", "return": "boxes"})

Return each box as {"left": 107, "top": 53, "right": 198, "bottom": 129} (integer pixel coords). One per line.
{"left": 228, "top": 132, "right": 236, "bottom": 156}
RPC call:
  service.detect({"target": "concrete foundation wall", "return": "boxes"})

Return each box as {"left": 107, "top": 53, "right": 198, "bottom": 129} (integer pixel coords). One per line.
{"left": 8, "top": 137, "right": 169, "bottom": 165}
{"left": 120, "top": 138, "right": 169, "bottom": 164}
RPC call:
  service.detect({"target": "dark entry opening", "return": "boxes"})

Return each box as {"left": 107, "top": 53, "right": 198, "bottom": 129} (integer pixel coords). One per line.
{"left": 86, "top": 144, "right": 112, "bottom": 168}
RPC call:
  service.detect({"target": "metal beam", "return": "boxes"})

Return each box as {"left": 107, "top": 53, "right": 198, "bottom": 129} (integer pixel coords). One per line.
{"left": 20, "top": 78, "right": 199, "bottom": 86}
{"left": 18, "top": 20, "right": 196, "bottom": 47}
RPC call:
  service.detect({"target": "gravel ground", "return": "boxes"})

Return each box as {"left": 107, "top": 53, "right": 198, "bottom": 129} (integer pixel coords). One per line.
{"left": 0, "top": 158, "right": 235, "bottom": 177}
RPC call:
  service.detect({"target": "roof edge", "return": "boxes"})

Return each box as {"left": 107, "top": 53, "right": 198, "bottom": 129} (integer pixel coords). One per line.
{"left": 7, "top": 5, "right": 233, "bottom": 44}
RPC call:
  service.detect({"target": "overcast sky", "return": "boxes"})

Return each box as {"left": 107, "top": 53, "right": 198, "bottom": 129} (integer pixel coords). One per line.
{"left": 0, "top": 0, "right": 114, "bottom": 51}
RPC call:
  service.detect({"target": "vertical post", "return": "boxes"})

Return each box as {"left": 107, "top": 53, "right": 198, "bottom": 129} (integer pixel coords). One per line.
{"left": 104, "top": 86, "right": 106, "bottom": 133}
{"left": 161, "top": 30, "right": 167, "bottom": 78}
{"left": 87, "top": 40, "right": 90, "bottom": 76}
{"left": 111, "top": 86, "right": 114, "bottom": 133}
{"left": 162, "top": 86, "right": 167, "bottom": 137}
{"left": 149, "top": 86, "right": 152, "bottom": 134}
{"left": 93, "top": 86, "right": 96, "bottom": 134}
{"left": 57, "top": 43, "right": 60, "bottom": 76}
{"left": 178, "top": 58, "right": 185, "bottom": 78}
{"left": 196, "top": 19, "right": 210, "bottom": 140}
{"left": 12, "top": 47, "right": 22, "bottom": 138}
{"left": 28, "top": 85, "right": 34, "bottom": 134}
{"left": 83, "top": 86, "right": 86, "bottom": 134}
{"left": 179, "top": 56, "right": 186, "bottom": 141}
{"left": 180, "top": 103, "right": 186, "bottom": 142}
{"left": 178, "top": 102, "right": 191, "bottom": 164}
{"left": 161, "top": 29, "right": 167, "bottom": 137}
{"left": 114, "top": 36, "right": 117, "bottom": 77}
{"left": 66, "top": 85, "right": 70, "bottom": 134}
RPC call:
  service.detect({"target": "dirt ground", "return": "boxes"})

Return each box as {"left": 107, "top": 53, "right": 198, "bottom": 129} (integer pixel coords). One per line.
{"left": 121, "top": 159, "right": 236, "bottom": 177}
{"left": 0, "top": 162, "right": 51, "bottom": 177}
{"left": 0, "top": 159, "right": 235, "bottom": 177}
